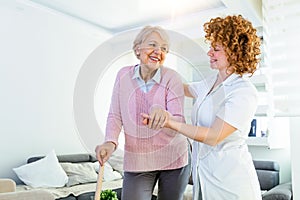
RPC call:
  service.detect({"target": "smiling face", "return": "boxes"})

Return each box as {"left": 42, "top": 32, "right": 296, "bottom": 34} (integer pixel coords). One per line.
{"left": 207, "top": 44, "right": 230, "bottom": 72}
{"left": 137, "top": 32, "right": 168, "bottom": 72}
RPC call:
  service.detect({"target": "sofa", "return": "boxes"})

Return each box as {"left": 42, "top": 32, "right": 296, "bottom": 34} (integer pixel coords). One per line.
{"left": 10, "top": 152, "right": 292, "bottom": 200}
{"left": 253, "top": 160, "right": 293, "bottom": 200}
{"left": 12, "top": 151, "right": 124, "bottom": 200}
{"left": 0, "top": 178, "right": 55, "bottom": 200}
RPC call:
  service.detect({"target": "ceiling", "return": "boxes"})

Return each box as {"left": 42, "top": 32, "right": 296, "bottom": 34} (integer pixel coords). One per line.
{"left": 28, "top": 0, "right": 262, "bottom": 39}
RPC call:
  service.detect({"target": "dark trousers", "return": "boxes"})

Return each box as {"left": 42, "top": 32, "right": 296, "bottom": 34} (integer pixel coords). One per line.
{"left": 122, "top": 160, "right": 191, "bottom": 200}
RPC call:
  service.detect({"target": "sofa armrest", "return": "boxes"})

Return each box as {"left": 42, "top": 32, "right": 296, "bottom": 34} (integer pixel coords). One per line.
{"left": 0, "top": 179, "right": 16, "bottom": 193}
{"left": 262, "top": 182, "right": 292, "bottom": 200}
{"left": 0, "top": 190, "right": 55, "bottom": 200}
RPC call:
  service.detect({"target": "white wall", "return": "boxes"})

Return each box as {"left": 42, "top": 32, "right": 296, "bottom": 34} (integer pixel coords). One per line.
{"left": 0, "top": 1, "right": 111, "bottom": 182}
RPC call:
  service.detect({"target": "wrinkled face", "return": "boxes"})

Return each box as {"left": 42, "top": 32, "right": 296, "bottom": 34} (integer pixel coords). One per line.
{"left": 207, "top": 44, "right": 230, "bottom": 71}
{"left": 137, "top": 32, "right": 168, "bottom": 70}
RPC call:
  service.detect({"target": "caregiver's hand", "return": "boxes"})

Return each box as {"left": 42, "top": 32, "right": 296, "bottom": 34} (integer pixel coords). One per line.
{"left": 141, "top": 108, "right": 171, "bottom": 129}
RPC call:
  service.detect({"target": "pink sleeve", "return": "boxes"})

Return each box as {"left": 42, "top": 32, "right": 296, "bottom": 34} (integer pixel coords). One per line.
{"left": 164, "top": 69, "right": 185, "bottom": 123}
{"left": 104, "top": 70, "right": 123, "bottom": 146}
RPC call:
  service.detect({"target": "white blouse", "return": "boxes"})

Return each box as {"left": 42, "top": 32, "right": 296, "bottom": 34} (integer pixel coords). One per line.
{"left": 188, "top": 73, "right": 262, "bottom": 200}
{"left": 189, "top": 73, "right": 258, "bottom": 159}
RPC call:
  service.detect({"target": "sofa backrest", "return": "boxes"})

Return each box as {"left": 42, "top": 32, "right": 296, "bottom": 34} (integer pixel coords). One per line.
{"left": 27, "top": 154, "right": 279, "bottom": 192}
{"left": 27, "top": 153, "right": 97, "bottom": 164}
{"left": 253, "top": 160, "right": 280, "bottom": 191}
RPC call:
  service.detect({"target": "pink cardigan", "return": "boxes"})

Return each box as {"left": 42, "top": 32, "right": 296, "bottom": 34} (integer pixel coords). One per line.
{"left": 105, "top": 65, "right": 188, "bottom": 172}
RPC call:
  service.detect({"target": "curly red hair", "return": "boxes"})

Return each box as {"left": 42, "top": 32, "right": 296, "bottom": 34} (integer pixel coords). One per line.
{"left": 204, "top": 15, "right": 261, "bottom": 76}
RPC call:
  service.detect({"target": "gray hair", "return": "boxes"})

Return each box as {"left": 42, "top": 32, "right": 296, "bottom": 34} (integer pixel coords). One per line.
{"left": 132, "top": 25, "right": 170, "bottom": 59}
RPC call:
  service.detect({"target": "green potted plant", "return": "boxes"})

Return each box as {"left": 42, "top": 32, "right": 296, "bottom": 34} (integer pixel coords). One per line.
{"left": 100, "top": 189, "right": 118, "bottom": 200}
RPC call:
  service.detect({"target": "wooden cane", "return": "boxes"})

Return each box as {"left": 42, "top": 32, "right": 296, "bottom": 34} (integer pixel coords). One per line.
{"left": 94, "top": 164, "right": 105, "bottom": 200}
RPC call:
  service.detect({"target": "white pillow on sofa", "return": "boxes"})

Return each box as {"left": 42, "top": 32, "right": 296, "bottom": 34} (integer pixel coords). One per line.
{"left": 93, "top": 162, "right": 122, "bottom": 182}
{"left": 13, "top": 150, "right": 68, "bottom": 188}
{"left": 60, "top": 162, "right": 98, "bottom": 187}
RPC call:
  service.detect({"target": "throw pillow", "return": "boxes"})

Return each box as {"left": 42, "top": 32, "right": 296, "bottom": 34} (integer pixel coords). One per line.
{"left": 107, "top": 150, "right": 124, "bottom": 176}
{"left": 93, "top": 162, "right": 122, "bottom": 182}
{"left": 262, "top": 182, "right": 292, "bottom": 200}
{"left": 60, "top": 162, "right": 98, "bottom": 187}
{"left": 13, "top": 150, "right": 68, "bottom": 188}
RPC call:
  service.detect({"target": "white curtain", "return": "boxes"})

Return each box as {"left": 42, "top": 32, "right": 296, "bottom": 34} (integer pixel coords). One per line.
{"left": 263, "top": 0, "right": 300, "bottom": 117}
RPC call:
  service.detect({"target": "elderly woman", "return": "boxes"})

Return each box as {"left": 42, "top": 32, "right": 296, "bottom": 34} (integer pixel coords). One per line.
{"left": 95, "top": 26, "right": 190, "bottom": 200}
{"left": 143, "top": 15, "right": 262, "bottom": 199}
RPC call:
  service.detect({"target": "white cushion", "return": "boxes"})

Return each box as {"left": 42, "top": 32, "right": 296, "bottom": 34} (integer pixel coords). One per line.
{"left": 13, "top": 150, "right": 68, "bottom": 188}
{"left": 60, "top": 162, "right": 98, "bottom": 187}
{"left": 107, "top": 150, "right": 124, "bottom": 176}
{"left": 93, "top": 162, "right": 122, "bottom": 182}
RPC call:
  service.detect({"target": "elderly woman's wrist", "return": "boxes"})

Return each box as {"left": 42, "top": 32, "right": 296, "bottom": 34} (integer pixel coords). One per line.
{"left": 106, "top": 141, "right": 117, "bottom": 150}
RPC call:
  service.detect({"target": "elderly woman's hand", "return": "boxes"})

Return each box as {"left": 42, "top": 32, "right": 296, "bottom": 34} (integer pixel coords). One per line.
{"left": 95, "top": 142, "right": 116, "bottom": 166}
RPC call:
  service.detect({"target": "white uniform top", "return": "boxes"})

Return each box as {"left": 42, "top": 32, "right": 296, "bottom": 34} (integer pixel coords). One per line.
{"left": 189, "top": 73, "right": 262, "bottom": 200}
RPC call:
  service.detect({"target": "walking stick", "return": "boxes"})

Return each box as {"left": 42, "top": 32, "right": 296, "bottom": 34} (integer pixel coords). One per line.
{"left": 94, "top": 164, "right": 105, "bottom": 200}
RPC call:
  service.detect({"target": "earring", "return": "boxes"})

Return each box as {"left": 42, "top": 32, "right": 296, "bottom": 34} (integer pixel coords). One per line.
{"left": 136, "top": 46, "right": 140, "bottom": 56}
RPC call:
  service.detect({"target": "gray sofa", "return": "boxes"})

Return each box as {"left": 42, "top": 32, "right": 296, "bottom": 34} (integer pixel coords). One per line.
{"left": 253, "top": 160, "right": 293, "bottom": 200}
{"left": 24, "top": 153, "right": 123, "bottom": 200}
{"left": 16, "top": 154, "right": 292, "bottom": 200}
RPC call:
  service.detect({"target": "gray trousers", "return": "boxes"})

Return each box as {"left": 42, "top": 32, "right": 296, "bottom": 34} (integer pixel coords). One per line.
{"left": 122, "top": 154, "right": 191, "bottom": 200}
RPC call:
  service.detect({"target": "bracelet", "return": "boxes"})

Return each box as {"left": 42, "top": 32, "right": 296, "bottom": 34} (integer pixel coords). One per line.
{"left": 106, "top": 141, "right": 117, "bottom": 150}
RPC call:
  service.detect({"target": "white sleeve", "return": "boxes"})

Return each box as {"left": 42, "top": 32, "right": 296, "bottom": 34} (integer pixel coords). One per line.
{"left": 216, "top": 86, "right": 258, "bottom": 131}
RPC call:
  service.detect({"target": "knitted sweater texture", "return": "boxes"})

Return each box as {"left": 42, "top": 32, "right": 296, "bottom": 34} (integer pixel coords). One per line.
{"left": 105, "top": 65, "right": 188, "bottom": 172}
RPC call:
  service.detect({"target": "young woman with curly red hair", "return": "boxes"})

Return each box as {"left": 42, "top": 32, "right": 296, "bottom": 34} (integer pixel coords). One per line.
{"left": 143, "top": 15, "right": 262, "bottom": 199}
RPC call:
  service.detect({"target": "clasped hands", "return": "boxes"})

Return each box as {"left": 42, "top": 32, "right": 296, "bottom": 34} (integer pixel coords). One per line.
{"left": 141, "top": 108, "right": 171, "bottom": 130}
